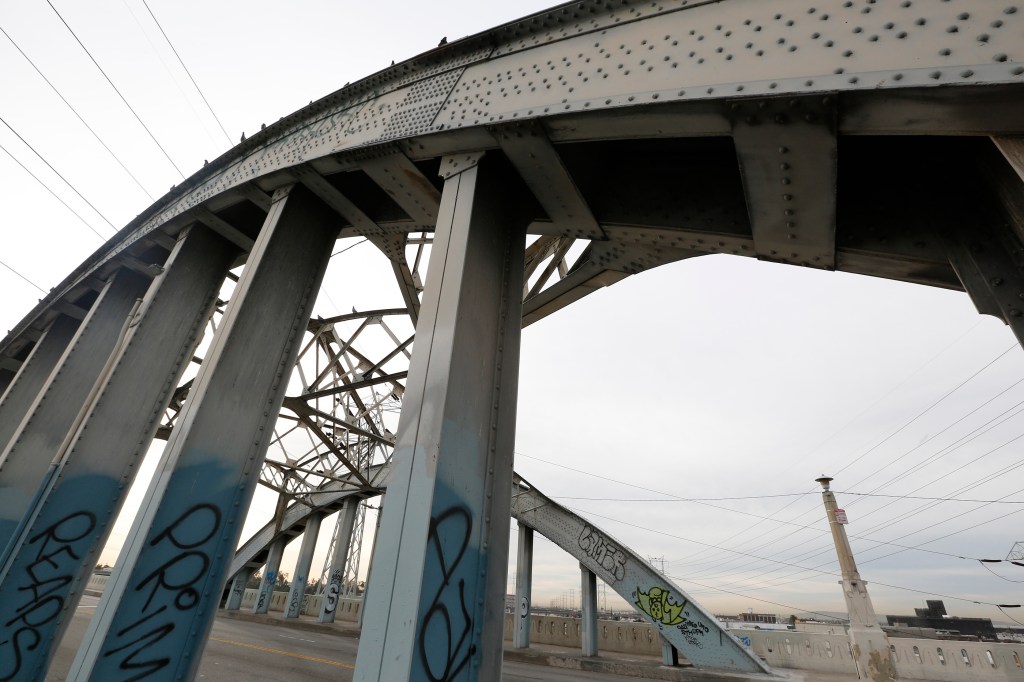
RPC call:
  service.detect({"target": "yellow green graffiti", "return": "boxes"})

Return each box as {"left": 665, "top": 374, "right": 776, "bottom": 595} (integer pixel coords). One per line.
{"left": 634, "top": 586, "right": 686, "bottom": 626}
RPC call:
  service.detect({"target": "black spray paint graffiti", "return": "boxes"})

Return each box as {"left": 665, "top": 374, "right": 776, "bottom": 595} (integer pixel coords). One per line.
{"left": 288, "top": 577, "right": 305, "bottom": 615}
{"left": 577, "top": 525, "right": 626, "bottom": 581}
{"left": 323, "top": 570, "right": 342, "bottom": 614}
{"left": 417, "top": 506, "right": 475, "bottom": 682}
{"left": 101, "top": 504, "right": 221, "bottom": 681}
{"left": 0, "top": 511, "right": 96, "bottom": 682}
{"left": 676, "top": 614, "right": 710, "bottom": 649}
{"left": 255, "top": 571, "right": 275, "bottom": 612}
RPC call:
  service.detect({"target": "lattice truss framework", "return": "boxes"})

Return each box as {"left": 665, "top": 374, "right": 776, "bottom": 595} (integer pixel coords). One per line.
{"left": 152, "top": 228, "right": 586, "bottom": 587}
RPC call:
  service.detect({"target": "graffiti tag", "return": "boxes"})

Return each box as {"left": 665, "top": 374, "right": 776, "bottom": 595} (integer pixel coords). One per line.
{"left": 323, "top": 570, "right": 342, "bottom": 614}
{"left": 101, "top": 503, "right": 221, "bottom": 679}
{"left": 578, "top": 526, "right": 626, "bottom": 581}
{"left": 417, "top": 506, "right": 475, "bottom": 681}
{"left": 0, "top": 511, "right": 97, "bottom": 682}
{"left": 634, "top": 586, "right": 686, "bottom": 626}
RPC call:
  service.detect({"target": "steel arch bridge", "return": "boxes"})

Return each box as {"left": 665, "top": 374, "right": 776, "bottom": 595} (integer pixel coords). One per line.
{"left": 0, "top": 0, "right": 1023, "bottom": 680}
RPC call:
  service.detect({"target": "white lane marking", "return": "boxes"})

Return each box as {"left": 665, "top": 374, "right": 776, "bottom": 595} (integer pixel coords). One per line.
{"left": 278, "top": 633, "right": 318, "bottom": 643}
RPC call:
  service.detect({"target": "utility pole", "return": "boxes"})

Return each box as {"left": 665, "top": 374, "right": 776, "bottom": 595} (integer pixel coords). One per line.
{"left": 816, "top": 476, "right": 898, "bottom": 682}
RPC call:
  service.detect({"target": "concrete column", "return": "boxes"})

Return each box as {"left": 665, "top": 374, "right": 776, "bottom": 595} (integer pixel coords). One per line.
{"left": 0, "top": 315, "right": 79, "bottom": 451}
{"left": 0, "top": 269, "right": 151, "bottom": 551}
{"left": 0, "top": 227, "right": 235, "bottom": 679}
{"left": 320, "top": 499, "right": 357, "bottom": 623}
{"left": 285, "top": 512, "right": 324, "bottom": 618}
{"left": 68, "top": 184, "right": 339, "bottom": 682}
{"left": 513, "top": 524, "right": 534, "bottom": 649}
{"left": 354, "top": 153, "right": 528, "bottom": 682}
{"left": 661, "top": 636, "right": 679, "bottom": 666}
{"left": 254, "top": 538, "right": 287, "bottom": 614}
{"left": 225, "top": 573, "right": 246, "bottom": 611}
{"left": 816, "top": 477, "right": 898, "bottom": 681}
{"left": 581, "top": 565, "right": 598, "bottom": 657}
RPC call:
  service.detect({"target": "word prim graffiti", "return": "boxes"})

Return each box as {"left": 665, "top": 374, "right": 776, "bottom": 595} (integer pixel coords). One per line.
{"left": 417, "top": 506, "right": 475, "bottom": 682}
{"left": 578, "top": 525, "right": 626, "bottom": 581}
{"left": 101, "top": 503, "right": 221, "bottom": 679}
{"left": 0, "top": 511, "right": 97, "bottom": 682}
{"left": 634, "top": 586, "right": 686, "bottom": 626}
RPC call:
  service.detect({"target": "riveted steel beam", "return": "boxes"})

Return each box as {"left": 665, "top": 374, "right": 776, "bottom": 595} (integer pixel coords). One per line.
{"left": 68, "top": 185, "right": 339, "bottom": 681}
{"left": 513, "top": 524, "right": 534, "bottom": 649}
{"left": 360, "top": 153, "right": 442, "bottom": 225}
{"left": 189, "top": 206, "right": 256, "bottom": 252}
{"left": 494, "top": 121, "right": 605, "bottom": 240}
{"left": 354, "top": 153, "right": 528, "bottom": 682}
{"left": 511, "top": 475, "right": 771, "bottom": 673}
{"left": 0, "top": 227, "right": 235, "bottom": 680}
{"left": 0, "top": 316, "right": 80, "bottom": 457}
{"left": 0, "top": 269, "right": 151, "bottom": 552}
{"left": 284, "top": 511, "right": 323, "bottom": 618}
{"left": 732, "top": 95, "right": 838, "bottom": 269}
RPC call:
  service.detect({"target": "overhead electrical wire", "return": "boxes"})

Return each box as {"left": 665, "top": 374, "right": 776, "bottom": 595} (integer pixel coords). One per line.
{"left": 0, "top": 257, "right": 46, "bottom": 294}
{"left": 694, "top": 347, "right": 1024, "bottom": 569}
{"left": 0, "top": 119, "right": 111, "bottom": 238}
{"left": 138, "top": 0, "right": 232, "bottom": 145}
{"left": 680, "top": 323, "right": 990, "bottom": 567}
{"left": 666, "top": 347, "right": 1022, "bottom": 571}
{"left": 569, "top": 504, "right": 1017, "bottom": 610}
{"left": 44, "top": 0, "right": 186, "bottom": 179}
{"left": 833, "top": 343, "right": 1017, "bottom": 478}
{"left": 842, "top": 374, "right": 1024, "bottom": 499}
{"left": 0, "top": 24, "right": 154, "bottom": 201}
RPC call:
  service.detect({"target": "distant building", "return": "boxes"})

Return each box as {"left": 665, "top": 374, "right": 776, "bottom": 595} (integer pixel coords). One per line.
{"left": 740, "top": 612, "right": 780, "bottom": 624}
{"left": 886, "top": 600, "right": 997, "bottom": 641}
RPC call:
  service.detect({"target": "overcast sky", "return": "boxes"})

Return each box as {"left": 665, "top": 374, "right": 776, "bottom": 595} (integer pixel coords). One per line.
{"left": 2, "top": 0, "right": 1023, "bottom": 626}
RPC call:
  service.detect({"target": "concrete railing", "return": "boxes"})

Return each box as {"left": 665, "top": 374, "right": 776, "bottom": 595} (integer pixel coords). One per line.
{"left": 235, "top": 588, "right": 363, "bottom": 621}
{"left": 87, "top": 573, "right": 1024, "bottom": 681}
{"left": 740, "top": 629, "right": 1024, "bottom": 682}
{"left": 503, "top": 614, "right": 664, "bottom": 656}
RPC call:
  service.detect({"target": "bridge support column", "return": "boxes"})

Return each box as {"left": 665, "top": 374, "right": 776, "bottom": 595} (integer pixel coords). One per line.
{"left": 513, "top": 523, "right": 533, "bottom": 649}
{"left": 254, "top": 538, "right": 286, "bottom": 614}
{"left": 68, "top": 184, "right": 339, "bottom": 681}
{"left": 225, "top": 572, "right": 246, "bottom": 611}
{"left": 285, "top": 511, "right": 324, "bottom": 618}
{"left": 661, "top": 636, "right": 679, "bottom": 666}
{"left": 320, "top": 499, "right": 357, "bottom": 623}
{"left": 0, "top": 227, "right": 235, "bottom": 679}
{"left": 0, "top": 269, "right": 150, "bottom": 552}
{"left": 581, "top": 565, "right": 598, "bottom": 657}
{"left": 354, "top": 153, "right": 528, "bottom": 682}
{"left": 359, "top": 493, "right": 384, "bottom": 629}
{"left": 0, "top": 315, "right": 79, "bottom": 451}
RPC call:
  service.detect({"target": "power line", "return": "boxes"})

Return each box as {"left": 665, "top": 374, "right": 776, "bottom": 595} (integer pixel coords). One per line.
{"left": 0, "top": 24, "right": 154, "bottom": 201}
{"left": 0, "top": 123, "right": 108, "bottom": 239}
{"left": 0, "top": 258, "right": 46, "bottom": 294}
{"left": 138, "top": 0, "right": 232, "bottom": 145}
{"left": 552, "top": 493, "right": 1024, "bottom": 504}
{"left": 832, "top": 343, "right": 1018, "bottom": 478}
{"left": 571, "top": 504, "right": 1015, "bottom": 610}
{"left": 45, "top": 0, "right": 186, "bottom": 179}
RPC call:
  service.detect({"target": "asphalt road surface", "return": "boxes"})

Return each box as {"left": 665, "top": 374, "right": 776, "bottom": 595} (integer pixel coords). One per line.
{"left": 47, "top": 596, "right": 656, "bottom": 681}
